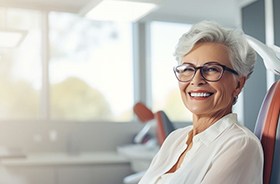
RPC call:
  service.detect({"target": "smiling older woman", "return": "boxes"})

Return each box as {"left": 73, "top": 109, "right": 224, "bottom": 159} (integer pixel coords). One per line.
{"left": 139, "top": 21, "right": 263, "bottom": 184}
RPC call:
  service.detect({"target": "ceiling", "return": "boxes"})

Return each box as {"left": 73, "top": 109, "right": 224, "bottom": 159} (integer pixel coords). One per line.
{"left": 0, "top": 0, "right": 257, "bottom": 27}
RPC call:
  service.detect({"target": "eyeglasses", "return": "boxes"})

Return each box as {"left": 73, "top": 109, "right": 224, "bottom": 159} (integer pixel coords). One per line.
{"left": 173, "top": 62, "right": 239, "bottom": 82}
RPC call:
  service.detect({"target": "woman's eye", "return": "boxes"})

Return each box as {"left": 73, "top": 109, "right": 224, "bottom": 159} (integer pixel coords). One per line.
{"left": 176, "top": 65, "right": 194, "bottom": 73}
{"left": 183, "top": 67, "right": 195, "bottom": 72}
{"left": 204, "top": 67, "right": 220, "bottom": 73}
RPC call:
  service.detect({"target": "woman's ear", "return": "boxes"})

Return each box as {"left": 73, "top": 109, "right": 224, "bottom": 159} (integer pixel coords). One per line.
{"left": 233, "top": 76, "right": 246, "bottom": 96}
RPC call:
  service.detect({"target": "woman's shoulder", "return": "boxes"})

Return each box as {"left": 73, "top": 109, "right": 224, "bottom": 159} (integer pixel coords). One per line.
{"left": 231, "top": 123, "right": 260, "bottom": 142}
{"left": 211, "top": 123, "right": 263, "bottom": 164}
{"left": 222, "top": 123, "right": 263, "bottom": 152}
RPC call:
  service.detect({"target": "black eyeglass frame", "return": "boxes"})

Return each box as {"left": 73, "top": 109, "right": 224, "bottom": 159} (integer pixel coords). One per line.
{"left": 173, "top": 62, "right": 239, "bottom": 82}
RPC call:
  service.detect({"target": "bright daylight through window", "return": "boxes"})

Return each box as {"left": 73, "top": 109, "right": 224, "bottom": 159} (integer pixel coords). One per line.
{"left": 49, "top": 12, "right": 134, "bottom": 121}
{"left": 0, "top": 9, "right": 134, "bottom": 122}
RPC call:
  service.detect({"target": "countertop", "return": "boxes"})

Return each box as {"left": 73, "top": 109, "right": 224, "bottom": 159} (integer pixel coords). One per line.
{"left": 0, "top": 152, "right": 129, "bottom": 166}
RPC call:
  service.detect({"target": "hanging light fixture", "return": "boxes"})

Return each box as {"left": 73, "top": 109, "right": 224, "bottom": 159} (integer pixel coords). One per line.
{"left": 80, "top": 0, "right": 160, "bottom": 22}
{"left": 0, "top": 29, "right": 27, "bottom": 48}
{"left": 0, "top": 8, "right": 27, "bottom": 49}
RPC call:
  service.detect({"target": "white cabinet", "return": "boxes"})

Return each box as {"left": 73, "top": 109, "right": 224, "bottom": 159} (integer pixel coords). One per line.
{"left": 2, "top": 166, "right": 56, "bottom": 184}
{"left": 1, "top": 152, "right": 131, "bottom": 184}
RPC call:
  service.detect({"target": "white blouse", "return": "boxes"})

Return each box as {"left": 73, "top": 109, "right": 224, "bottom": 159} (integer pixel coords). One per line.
{"left": 138, "top": 113, "right": 264, "bottom": 184}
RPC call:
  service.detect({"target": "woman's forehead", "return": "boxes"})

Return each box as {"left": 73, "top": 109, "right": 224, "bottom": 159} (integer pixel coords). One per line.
{"left": 182, "top": 42, "right": 232, "bottom": 66}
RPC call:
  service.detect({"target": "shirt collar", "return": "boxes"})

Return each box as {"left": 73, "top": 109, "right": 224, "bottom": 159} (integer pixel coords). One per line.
{"left": 192, "top": 113, "right": 237, "bottom": 145}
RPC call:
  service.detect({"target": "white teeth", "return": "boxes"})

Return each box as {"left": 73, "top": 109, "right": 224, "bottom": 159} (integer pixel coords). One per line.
{"left": 190, "top": 93, "right": 211, "bottom": 97}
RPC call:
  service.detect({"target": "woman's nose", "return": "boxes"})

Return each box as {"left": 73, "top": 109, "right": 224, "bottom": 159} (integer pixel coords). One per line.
{"left": 190, "top": 70, "right": 206, "bottom": 86}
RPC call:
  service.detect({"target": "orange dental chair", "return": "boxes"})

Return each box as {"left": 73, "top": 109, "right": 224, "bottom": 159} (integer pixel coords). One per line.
{"left": 254, "top": 80, "right": 280, "bottom": 184}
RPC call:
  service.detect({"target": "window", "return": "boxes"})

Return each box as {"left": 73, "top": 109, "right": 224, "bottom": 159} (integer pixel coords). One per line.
{"left": 0, "top": 9, "right": 134, "bottom": 122}
{"left": 49, "top": 12, "right": 134, "bottom": 121}
{"left": 150, "top": 21, "right": 192, "bottom": 122}
{"left": 0, "top": 8, "right": 42, "bottom": 120}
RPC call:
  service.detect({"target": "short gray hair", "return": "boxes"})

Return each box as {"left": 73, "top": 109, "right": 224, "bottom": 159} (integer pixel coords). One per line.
{"left": 174, "top": 21, "right": 256, "bottom": 78}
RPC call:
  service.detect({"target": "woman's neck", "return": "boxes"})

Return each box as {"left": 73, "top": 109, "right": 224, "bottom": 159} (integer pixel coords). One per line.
{"left": 192, "top": 111, "right": 232, "bottom": 136}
